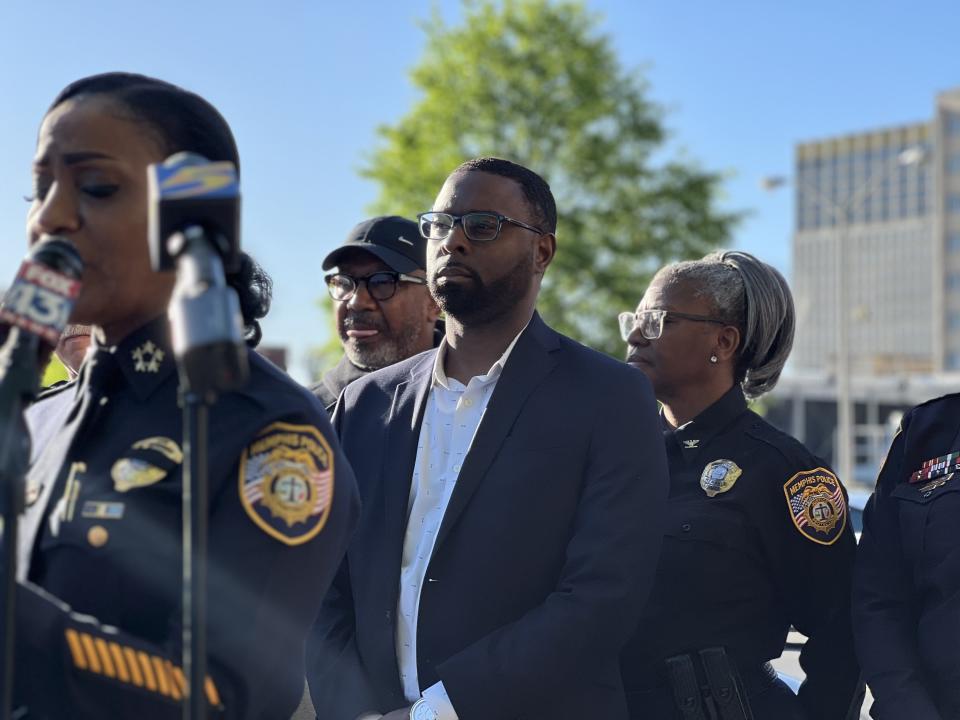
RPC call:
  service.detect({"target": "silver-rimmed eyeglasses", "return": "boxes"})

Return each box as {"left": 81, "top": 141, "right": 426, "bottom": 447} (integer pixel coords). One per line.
{"left": 619, "top": 309, "right": 726, "bottom": 342}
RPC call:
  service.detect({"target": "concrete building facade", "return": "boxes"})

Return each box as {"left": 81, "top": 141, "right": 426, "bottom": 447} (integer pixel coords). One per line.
{"left": 768, "top": 88, "right": 960, "bottom": 487}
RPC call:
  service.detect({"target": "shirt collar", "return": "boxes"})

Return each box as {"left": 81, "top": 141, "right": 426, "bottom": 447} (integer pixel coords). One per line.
{"left": 90, "top": 315, "right": 176, "bottom": 401}
{"left": 431, "top": 320, "right": 529, "bottom": 391}
{"left": 664, "top": 384, "right": 749, "bottom": 451}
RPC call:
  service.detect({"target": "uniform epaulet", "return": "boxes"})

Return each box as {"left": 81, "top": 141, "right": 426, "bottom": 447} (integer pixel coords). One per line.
{"left": 910, "top": 392, "right": 960, "bottom": 414}
{"left": 35, "top": 378, "right": 77, "bottom": 402}
{"left": 744, "top": 415, "right": 824, "bottom": 469}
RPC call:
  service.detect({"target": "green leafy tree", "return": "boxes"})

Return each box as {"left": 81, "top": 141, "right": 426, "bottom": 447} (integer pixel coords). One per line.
{"left": 362, "top": 0, "right": 739, "bottom": 356}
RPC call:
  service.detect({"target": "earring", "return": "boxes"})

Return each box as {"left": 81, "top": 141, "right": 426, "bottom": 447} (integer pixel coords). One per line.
{"left": 709, "top": 355, "right": 718, "bottom": 364}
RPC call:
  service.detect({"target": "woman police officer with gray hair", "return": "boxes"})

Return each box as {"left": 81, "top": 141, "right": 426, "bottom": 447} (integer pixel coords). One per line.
{"left": 618, "top": 251, "right": 862, "bottom": 719}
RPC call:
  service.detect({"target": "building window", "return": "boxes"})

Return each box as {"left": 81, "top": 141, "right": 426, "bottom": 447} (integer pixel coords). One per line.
{"left": 949, "top": 114, "right": 960, "bottom": 137}
{"left": 950, "top": 153, "right": 960, "bottom": 175}
{"left": 951, "top": 195, "right": 960, "bottom": 214}
{"left": 949, "top": 352, "right": 960, "bottom": 370}
{"left": 949, "top": 312, "right": 960, "bottom": 331}
{"left": 949, "top": 233, "right": 960, "bottom": 253}
{"left": 949, "top": 273, "right": 960, "bottom": 291}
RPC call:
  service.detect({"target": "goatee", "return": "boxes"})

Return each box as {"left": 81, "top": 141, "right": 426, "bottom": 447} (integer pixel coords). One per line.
{"left": 429, "top": 253, "right": 534, "bottom": 326}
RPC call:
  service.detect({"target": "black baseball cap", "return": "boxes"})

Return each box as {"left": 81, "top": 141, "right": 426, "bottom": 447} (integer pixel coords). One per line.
{"left": 322, "top": 216, "right": 425, "bottom": 274}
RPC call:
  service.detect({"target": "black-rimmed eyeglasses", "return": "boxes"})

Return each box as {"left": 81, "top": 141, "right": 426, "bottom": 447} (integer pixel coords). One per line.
{"left": 417, "top": 211, "right": 544, "bottom": 244}
{"left": 619, "top": 309, "right": 726, "bottom": 342}
{"left": 325, "top": 271, "right": 426, "bottom": 302}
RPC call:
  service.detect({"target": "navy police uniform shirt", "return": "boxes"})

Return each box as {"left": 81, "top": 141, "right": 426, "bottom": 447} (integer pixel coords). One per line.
{"left": 853, "top": 393, "right": 960, "bottom": 719}
{"left": 14, "top": 316, "right": 359, "bottom": 719}
{"left": 621, "top": 385, "right": 861, "bottom": 720}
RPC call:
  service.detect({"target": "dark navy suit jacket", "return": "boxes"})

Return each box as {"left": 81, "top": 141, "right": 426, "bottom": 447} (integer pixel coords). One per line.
{"left": 308, "top": 313, "right": 668, "bottom": 720}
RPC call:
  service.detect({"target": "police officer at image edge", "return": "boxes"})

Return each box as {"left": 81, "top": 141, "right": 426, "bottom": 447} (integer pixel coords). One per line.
{"left": 853, "top": 389, "right": 960, "bottom": 718}
{"left": 12, "top": 71, "right": 359, "bottom": 719}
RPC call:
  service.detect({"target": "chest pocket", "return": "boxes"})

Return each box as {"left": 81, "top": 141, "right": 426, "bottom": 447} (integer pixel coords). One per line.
{"left": 657, "top": 503, "right": 762, "bottom": 599}
{"left": 891, "top": 479, "right": 960, "bottom": 564}
{"left": 38, "top": 493, "right": 181, "bottom": 644}
{"left": 664, "top": 511, "right": 744, "bottom": 546}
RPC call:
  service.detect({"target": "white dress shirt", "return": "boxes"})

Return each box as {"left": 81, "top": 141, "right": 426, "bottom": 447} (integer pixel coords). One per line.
{"left": 395, "top": 329, "right": 525, "bottom": 720}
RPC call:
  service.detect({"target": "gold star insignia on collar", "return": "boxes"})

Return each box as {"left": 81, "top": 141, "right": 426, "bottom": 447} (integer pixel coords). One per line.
{"left": 131, "top": 340, "right": 165, "bottom": 373}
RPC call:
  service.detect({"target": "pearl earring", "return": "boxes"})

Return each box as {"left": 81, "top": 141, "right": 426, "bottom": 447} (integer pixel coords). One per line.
{"left": 709, "top": 355, "right": 718, "bottom": 364}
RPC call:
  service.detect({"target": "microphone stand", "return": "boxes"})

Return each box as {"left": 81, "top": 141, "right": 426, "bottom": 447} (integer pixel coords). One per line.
{"left": 0, "top": 329, "right": 37, "bottom": 719}
{"left": 166, "top": 226, "right": 247, "bottom": 720}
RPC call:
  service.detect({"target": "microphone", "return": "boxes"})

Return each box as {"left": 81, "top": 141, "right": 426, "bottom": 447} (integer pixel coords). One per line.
{"left": 0, "top": 236, "right": 83, "bottom": 517}
{"left": 148, "top": 152, "right": 248, "bottom": 397}
{"left": 0, "top": 237, "right": 84, "bottom": 401}
{"left": 148, "top": 154, "right": 248, "bottom": 720}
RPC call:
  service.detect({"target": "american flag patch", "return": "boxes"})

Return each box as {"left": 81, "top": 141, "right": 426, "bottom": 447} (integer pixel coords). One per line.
{"left": 783, "top": 468, "right": 847, "bottom": 546}
{"left": 238, "top": 421, "right": 335, "bottom": 546}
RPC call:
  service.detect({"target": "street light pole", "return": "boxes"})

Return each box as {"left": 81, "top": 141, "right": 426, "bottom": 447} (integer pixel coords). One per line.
{"left": 763, "top": 146, "right": 927, "bottom": 486}
{"left": 835, "top": 204, "right": 853, "bottom": 490}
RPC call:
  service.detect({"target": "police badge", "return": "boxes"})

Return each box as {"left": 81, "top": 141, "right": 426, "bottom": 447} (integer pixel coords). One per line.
{"left": 700, "top": 460, "right": 742, "bottom": 497}
{"left": 111, "top": 436, "right": 183, "bottom": 492}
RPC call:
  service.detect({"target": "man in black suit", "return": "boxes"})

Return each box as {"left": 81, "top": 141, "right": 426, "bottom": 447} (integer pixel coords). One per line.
{"left": 308, "top": 157, "right": 668, "bottom": 720}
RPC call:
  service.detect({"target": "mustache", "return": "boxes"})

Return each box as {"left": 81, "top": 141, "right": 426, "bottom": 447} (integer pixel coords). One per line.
{"left": 341, "top": 312, "right": 387, "bottom": 331}
{"left": 430, "top": 260, "right": 481, "bottom": 282}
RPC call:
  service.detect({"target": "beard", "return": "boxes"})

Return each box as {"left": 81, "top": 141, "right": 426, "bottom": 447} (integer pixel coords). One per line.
{"left": 428, "top": 251, "right": 534, "bottom": 326}
{"left": 340, "top": 311, "right": 424, "bottom": 371}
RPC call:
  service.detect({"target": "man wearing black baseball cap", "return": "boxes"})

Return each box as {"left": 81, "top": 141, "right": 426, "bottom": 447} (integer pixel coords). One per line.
{"left": 311, "top": 216, "right": 441, "bottom": 412}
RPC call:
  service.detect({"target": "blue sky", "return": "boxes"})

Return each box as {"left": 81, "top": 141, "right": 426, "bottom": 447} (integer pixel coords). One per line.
{"left": 1, "top": 0, "right": 956, "bottom": 381}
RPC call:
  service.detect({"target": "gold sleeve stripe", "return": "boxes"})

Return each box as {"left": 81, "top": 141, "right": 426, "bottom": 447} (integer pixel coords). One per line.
{"left": 151, "top": 656, "right": 171, "bottom": 696}
{"left": 63, "top": 629, "right": 222, "bottom": 708}
{"left": 124, "top": 647, "right": 144, "bottom": 687}
{"left": 93, "top": 638, "right": 117, "bottom": 678}
{"left": 205, "top": 676, "right": 222, "bottom": 706}
{"left": 163, "top": 661, "right": 182, "bottom": 700}
{"left": 108, "top": 642, "right": 130, "bottom": 683}
{"left": 137, "top": 651, "right": 158, "bottom": 692}
{"left": 79, "top": 633, "right": 102, "bottom": 674}
{"left": 171, "top": 666, "right": 187, "bottom": 697}
{"left": 65, "top": 629, "right": 87, "bottom": 670}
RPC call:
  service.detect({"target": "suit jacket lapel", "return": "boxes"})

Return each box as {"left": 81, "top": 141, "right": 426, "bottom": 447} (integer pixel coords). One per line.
{"left": 364, "top": 354, "right": 433, "bottom": 699}
{"left": 380, "top": 354, "right": 433, "bottom": 572}
{"left": 433, "top": 314, "right": 560, "bottom": 551}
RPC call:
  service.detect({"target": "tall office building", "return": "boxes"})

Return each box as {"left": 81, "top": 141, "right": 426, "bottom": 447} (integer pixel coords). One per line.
{"left": 792, "top": 88, "right": 960, "bottom": 374}
{"left": 770, "top": 88, "right": 960, "bottom": 483}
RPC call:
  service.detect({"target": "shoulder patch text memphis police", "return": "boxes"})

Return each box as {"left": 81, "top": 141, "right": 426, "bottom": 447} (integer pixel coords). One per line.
{"left": 783, "top": 468, "right": 846, "bottom": 546}
{"left": 239, "top": 422, "right": 334, "bottom": 546}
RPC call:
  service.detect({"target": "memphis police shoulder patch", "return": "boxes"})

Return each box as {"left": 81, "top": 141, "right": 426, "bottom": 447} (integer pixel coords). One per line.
{"left": 239, "top": 421, "right": 334, "bottom": 546}
{"left": 783, "top": 467, "right": 846, "bottom": 546}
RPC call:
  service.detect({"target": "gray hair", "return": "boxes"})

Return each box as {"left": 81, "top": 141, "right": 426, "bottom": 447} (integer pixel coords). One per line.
{"left": 655, "top": 250, "right": 795, "bottom": 399}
